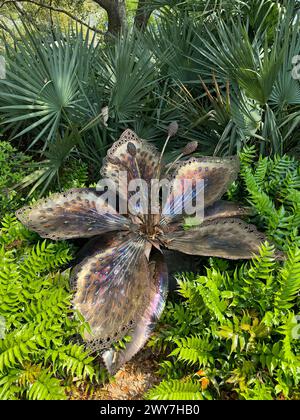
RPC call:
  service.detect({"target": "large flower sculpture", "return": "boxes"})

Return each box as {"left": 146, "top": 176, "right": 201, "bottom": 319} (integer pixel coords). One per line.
{"left": 16, "top": 128, "right": 266, "bottom": 374}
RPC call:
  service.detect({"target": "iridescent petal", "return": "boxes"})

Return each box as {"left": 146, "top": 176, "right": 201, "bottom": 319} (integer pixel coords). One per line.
{"left": 161, "top": 156, "right": 239, "bottom": 225}
{"left": 102, "top": 251, "right": 168, "bottom": 374}
{"left": 16, "top": 188, "right": 132, "bottom": 240}
{"left": 164, "top": 218, "right": 266, "bottom": 260}
{"left": 101, "top": 129, "right": 159, "bottom": 200}
{"left": 72, "top": 234, "right": 156, "bottom": 353}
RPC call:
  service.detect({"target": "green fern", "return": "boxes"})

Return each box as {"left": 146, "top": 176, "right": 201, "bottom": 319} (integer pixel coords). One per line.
{"left": 170, "top": 336, "right": 214, "bottom": 367}
{"left": 148, "top": 239, "right": 300, "bottom": 400}
{"left": 239, "top": 382, "right": 274, "bottom": 400}
{"left": 0, "top": 216, "right": 104, "bottom": 400}
{"left": 239, "top": 150, "right": 300, "bottom": 249}
{"left": 27, "top": 371, "right": 66, "bottom": 400}
{"left": 275, "top": 248, "right": 300, "bottom": 312}
{"left": 147, "top": 379, "right": 204, "bottom": 400}
{"left": 148, "top": 150, "right": 300, "bottom": 400}
{"left": 0, "top": 141, "right": 33, "bottom": 218}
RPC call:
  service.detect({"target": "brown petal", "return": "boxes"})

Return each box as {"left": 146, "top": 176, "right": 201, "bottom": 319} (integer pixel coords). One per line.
{"left": 72, "top": 234, "right": 148, "bottom": 351}
{"left": 16, "top": 188, "right": 132, "bottom": 240}
{"left": 204, "top": 201, "right": 254, "bottom": 222}
{"left": 164, "top": 218, "right": 266, "bottom": 260}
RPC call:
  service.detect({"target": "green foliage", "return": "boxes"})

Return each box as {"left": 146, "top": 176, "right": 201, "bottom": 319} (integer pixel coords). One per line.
{"left": 17, "top": 130, "right": 89, "bottom": 197}
{"left": 148, "top": 241, "right": 300, "bottom": 400}
{"left": 59, "top": 160, "right": 89, "bottom": 191}
{"left": 0, "top": 0, "right": 300, "bottom": 401}
{"left": 0, "top": 22, "right": 163, "bottom": 193}
{"left": 147, "top": 379, "right": 204, "bottom": 400}
{"left": 0, "top": 23, "right": 99, "bottom": 149}
{"left": 145, "top": 0, "right": 300, "bottom": 155}
{"left": 0, "top": 141, "right": 32, "bottom": 217}
{"left": 0, "top": 1, "right": 299, "bottom": 198}
{"left": 0, "top": 215, "right": 104, "bottom": 400}
{"left": 148, "top": 150, "right": 300, "bottom": 400}
{"left": 239, "top": 147, "right": 300, "bottom": 250}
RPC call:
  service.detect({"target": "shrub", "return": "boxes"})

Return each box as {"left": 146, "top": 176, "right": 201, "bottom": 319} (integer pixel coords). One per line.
{"left": 0, "top": 141, "right": 32, "bottom": 217}
{"left": 147, "top": 243, "right": 300, "bottom": 400}
{"left": 239, "top": 146, "right": 300, "bottom": 250}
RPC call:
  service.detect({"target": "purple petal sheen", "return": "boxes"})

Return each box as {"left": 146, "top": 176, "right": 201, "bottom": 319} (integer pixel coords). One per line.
{"left": 103, "top": 251, "right": 168, "bottom": 375}
{"left": 161, "top": 156, "right": 240, "bottom": 225}
{"left": 72, "top": 233, "right": 158, "bottom": 352}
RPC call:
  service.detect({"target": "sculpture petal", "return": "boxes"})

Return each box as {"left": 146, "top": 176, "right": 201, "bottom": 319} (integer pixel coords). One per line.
{"left": 161, "top": 156, "right": 239, "bottom": 225}
{"left": 101, "top": 129, "right": 159, "bottom": 200}
{"left": 16, "top": 188, "right": 132, "bottom": 240}
{"left": 164, "top": 218, "right": 266, "bottom": 260}
{"left": 204, "top": 201, "right": 254, "bottom": 222}
{"left": 102, "top": 251, "right": 168, "bottom": 374}
{"left": 72, "top": 234, "right": 167, "bottom": 372}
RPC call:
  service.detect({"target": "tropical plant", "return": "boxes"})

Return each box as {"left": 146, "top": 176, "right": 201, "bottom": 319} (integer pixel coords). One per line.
{"left": 239, "top": 146, "right": 300, "bottom": 250}
{"left": 16, "top": 129, "right": 89, "bottom": 197}
{"left": 131, "top": 1, "right": 299, "bottom": 156}
{"left": 1, "top": 0, "right": 300, "bottom": 402}
{"left": 0, "top": 22, "right": 100, "bottom": 149}
{"left": 0, "top": 22, "right": 164, "bottom": 193}
{"left": 183, "top": 0, "right": 300, "bottom": 155}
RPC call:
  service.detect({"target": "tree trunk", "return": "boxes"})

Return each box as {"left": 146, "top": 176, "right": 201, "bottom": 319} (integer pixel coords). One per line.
{"left": 93, "top": 0, "right": 127, "bottom": 35}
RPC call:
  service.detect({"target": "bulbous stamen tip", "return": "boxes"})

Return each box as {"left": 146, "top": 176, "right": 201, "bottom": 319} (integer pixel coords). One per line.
{"left": 167, "top": 121, "right": 179, "bottom": 138}
{"left": 127, "top": 142, "right": 137, "bottom": 157}
{"left": 182, "top": 141, "right": 198, "bottom": 156}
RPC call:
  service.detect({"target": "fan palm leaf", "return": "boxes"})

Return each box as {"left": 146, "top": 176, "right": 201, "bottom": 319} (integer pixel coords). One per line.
{"left": 0, "top": 22, "right": 99, "bottom": 149}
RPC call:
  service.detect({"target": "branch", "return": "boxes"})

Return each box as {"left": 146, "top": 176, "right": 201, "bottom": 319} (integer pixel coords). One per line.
{"left": 92, "top": 0, "right": 112, "bottom": 12}
{"left": 13, "top": 1, "right": 35, "bottom": 23}
{"left": 0, "top": 0, "right": 106, "bottom": 34}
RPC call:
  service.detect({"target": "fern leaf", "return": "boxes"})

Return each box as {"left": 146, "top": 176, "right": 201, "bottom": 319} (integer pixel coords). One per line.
{"left": 170, "top": 336, "right": 214, "bottom": 367}
{"left": 275, "top": 247, "right": 300, "bottom": 311}
{"left": 147, "top": 379, "right": 203, "bottom": 400}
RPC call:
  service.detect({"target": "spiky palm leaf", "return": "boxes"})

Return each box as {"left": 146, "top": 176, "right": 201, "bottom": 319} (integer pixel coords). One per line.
{"left": 0, "top": 22, "right": 99, "bottom": 149}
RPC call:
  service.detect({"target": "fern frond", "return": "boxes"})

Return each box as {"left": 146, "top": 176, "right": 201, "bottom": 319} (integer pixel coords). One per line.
{"left": 147, "top": 379, "right": 203, "bottom": 400}
{"left": 20, "top": 241, "right": 73, "bottom": 281}
{"left": 254, "top": 156, "right": 268, "bottom": 187}
{"left": 244, "top": 242, "right": 277, "bottom": 284}
{"left": 195, "top": 269, "right": 227, "bottom": 322}
{"left": 275, "top": 247, "right": 300, "bottom": 311}
{"left": 170, "top": 335, "right": 214, "bottom": 367}
{"left": 242, "top": 166, "right": 277, "bottom": 226}
{"left": 277, "top": 313, "right": 300, "bottom": 376}
{"left": 45, "top": 344, "right": 95, "bottom": 380}
{"left": 26, "top": 371, "right": 66, "bottom": 400}
{"left": 239, "top": 145, "right": 257, "bottom": 170}
{"left": 0, "top": 214, "right": 98, "bottom": 399}
{"left": 0, "top": 328, "right": 39, "bottom": 372}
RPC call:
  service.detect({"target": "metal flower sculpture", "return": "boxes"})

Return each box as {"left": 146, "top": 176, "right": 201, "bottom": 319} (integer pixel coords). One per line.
{"left": 16, "top": 128, "right": 266, "bottom": 374}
